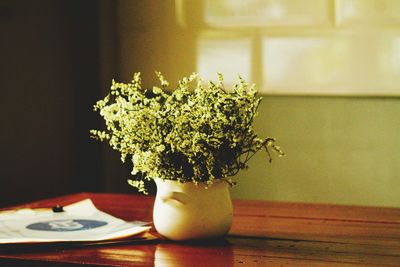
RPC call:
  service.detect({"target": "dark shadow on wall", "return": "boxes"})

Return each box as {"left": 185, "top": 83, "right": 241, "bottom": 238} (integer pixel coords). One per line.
{"left": 0, "top": 0, "right": 110, "bottom": 206}
{"left": 0, "top": 0, "right": 198, "bottom": 206}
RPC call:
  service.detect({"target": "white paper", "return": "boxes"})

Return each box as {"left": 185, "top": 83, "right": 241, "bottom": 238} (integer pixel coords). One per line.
{"left": 0, "top": 199, "right": 151, "bottom": 244}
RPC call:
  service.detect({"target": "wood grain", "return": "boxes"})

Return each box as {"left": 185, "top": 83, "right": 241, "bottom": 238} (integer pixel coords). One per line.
{"left": 1, "top": 193, "right": 399, "bottom": 266}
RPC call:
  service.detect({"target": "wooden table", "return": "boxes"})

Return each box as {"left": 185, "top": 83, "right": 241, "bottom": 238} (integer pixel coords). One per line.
{"left": 0, "top": 193, "right": 399, "bottom": 266}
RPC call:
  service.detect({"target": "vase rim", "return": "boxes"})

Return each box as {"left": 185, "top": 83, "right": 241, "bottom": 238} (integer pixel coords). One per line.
{"left": 154, "top": 177, "right": 230, "bottom": 187}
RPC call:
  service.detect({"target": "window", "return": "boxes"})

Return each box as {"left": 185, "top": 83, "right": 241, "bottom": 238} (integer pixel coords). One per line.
{"left": 182, "top": 0, "right": 400, "bottom": 96}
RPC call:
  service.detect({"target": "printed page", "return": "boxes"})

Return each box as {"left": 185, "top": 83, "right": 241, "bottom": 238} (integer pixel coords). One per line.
{"left": 0, "top": 199, "right": 151, "bottom": 244}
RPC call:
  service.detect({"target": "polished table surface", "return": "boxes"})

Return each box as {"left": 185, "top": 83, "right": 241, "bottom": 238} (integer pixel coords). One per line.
{"left": 0, "top": 192, "right": 399, "bottom": 266}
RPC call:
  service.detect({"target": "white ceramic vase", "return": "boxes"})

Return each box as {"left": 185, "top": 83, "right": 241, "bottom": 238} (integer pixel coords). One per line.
{"left": 153, "top": 178, "right": 233, "bottom": 241}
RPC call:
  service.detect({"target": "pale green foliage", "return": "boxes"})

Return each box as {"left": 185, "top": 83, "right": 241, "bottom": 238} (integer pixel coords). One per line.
{"left": 90, "top": 72, "right": 283, "bottom": 193}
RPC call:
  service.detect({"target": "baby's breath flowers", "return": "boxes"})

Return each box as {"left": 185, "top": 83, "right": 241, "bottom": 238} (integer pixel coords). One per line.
{"left": 90, "top": 72, "right": 283, "bottom": 194}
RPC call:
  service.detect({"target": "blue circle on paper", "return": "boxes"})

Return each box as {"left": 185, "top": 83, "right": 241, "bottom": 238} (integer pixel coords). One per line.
{"left": 26, "top": 219, "right": 108, "bottom": 232}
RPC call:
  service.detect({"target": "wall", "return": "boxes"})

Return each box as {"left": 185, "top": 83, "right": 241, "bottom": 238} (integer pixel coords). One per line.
{"left": 2, "top": 1, "right": 397, "bottom": 207}
{"left": 231, "top": 96, "right": 400, "bottom": 207}
{"left": 0, "top": 0, "right": 103, "bottom": 206}
{"left": 112, "top": 0, "right": 400, "bottom": 207}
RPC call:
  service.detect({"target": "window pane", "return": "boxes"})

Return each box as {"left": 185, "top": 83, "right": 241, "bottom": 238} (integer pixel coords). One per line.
{"left": 336, "top": 0, "right": 400, "bottom": 26}
{"left": 262, "top": 31, "right": 400, "bottom": 95}
{"left": 197, "top": 34, "right": 251, "bottom": 86}
{"left": 205, "top": 0, "right": 331, "bottom": 27}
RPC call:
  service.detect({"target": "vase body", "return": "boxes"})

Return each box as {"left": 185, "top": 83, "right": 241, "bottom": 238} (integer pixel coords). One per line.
{"left": 153, "top": 178, "right": 233, "bottom": 241}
